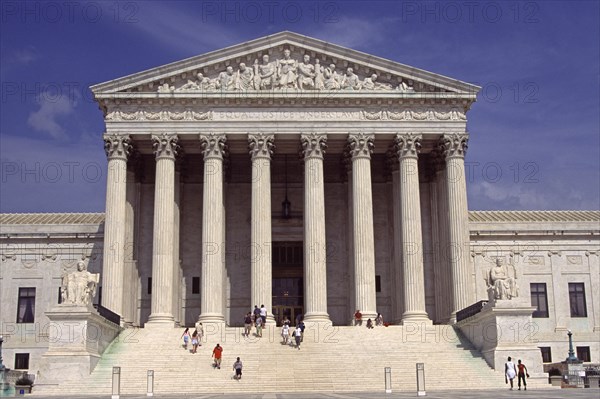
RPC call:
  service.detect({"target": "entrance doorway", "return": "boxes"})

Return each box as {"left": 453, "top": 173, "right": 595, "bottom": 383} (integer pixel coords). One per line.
{"left": 272, "top": 242, "right": 303, "bottom": 326}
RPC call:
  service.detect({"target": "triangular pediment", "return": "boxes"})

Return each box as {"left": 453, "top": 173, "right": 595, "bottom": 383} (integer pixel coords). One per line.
{"left": 91, "top": 31, "right": 479, "bottom": 97}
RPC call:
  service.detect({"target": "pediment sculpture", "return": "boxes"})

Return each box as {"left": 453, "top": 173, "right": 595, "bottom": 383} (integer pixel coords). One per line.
{"left": 161, "top": 50, "right": 416, "bottom": 93}
{"left": 484, "top": 258, "right": 519, "bottom": 301}
{"left": 60, "top": 260, "right": 100, "bottom": 307}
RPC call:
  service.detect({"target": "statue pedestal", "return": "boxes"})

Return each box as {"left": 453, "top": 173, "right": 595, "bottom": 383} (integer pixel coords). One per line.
{"left": 456, "top": 298, "right": 547, "bottom": 384}
{"left": 35, "top": 305, "right": 122, "bottom": 388}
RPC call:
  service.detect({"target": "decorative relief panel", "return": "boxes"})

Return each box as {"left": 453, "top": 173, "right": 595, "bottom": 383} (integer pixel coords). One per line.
{"left": 525, "top": 255, "right": 545, "bottom": 266}
{"left": 566, "top": 255, "right": 582, "bottom": 265}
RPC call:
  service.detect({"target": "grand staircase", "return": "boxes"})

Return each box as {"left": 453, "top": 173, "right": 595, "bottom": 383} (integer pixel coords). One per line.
{"left": 35, "top": 323, "right": 551, "bottom": 395}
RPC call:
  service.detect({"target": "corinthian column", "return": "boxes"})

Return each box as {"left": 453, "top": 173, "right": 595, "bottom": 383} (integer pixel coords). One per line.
{"left": 197, "top": 133, "right": 227, "bottom": 324}
{"left": 395, "top": 133, "right": 430, "bottom": 323}
{"left": 439, "top": 133, "right": 474, "bottom": 321}
{"left": 147, "top": 134, "right": 179, "bottom": 324}
{"left": 102, "top": 134, "right": 132, "bottom": 321}
{"left": 348, "top": 133, "right": 377, "bottom": 320}
{"left": 301, "top": 133, "right": 330, "bottom": 324}
{"left": 249, "top": 133, "right": 275, "bottom": 323}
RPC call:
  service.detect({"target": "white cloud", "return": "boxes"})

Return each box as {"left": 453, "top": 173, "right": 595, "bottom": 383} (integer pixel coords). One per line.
{"left": 27, "top": 93, "right": 77, "bottom": 140}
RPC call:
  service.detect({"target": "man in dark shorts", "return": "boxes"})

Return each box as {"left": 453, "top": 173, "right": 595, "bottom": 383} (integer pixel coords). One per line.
{"left": 212, "top": 343, "right": 223, "bottom": 369}
{"left": 233, "top": 357, "right": 243, "bottom": 380}
{"left": 517, "top": 359, "right": 529, "bottom": 390}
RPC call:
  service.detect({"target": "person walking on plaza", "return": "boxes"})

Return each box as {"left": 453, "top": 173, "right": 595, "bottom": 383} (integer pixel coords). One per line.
{"left": 255, "top": 314, "right": 263, "bottom": 337}
{"left": 243, "top": 312, "right": 253, "bottom": 337}
{"left": 181, "top": 327, "right": 190, "bottom": 349}
{"left": 505, "top": 356, "right": 517, "bottom": 390}
{"left": 517, "top": 359, "right": 529, "bottom": 390}
{"left": 191, "top": 329, "right": 199, "bottom": 354}
{"left": 232, "top": 357, "right": 243, "bottom": 380}
{"left": 294, "top": 325, "right": 302, "bottom": 349}
{"left": 212, "top": 343, "right": 223, "bottom": 369}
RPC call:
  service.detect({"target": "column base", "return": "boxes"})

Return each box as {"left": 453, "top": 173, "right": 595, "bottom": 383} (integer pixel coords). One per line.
{"left": 146, "top": 313, "right": 176, "bottom": 327}
{"left": 303, "top": 312, "right": 332, "bottom": 325}
{"left": 197, "top": 312, "right": 225, "bottom": 324}
{"left": 401, "top": 311, "right": 432, "bottom": 325}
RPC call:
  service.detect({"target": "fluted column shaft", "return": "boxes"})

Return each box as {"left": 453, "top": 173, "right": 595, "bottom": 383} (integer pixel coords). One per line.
{"left": 102, "top": 134, "right": 131, "bottom": 321}
{"left": 348, "top": 133, "right": 377, "bottom": 320}
{"left": 198, "top": 134, "right": 227, "bottom": 324}
{"left": 301, "top": 133, "right": 330, "bottom": 323}
{"left": 440, "top": 133, "right": 474, "bottom": 321}
{"left": 396, "top": 134, "right": 430, "bottom": 322}
{"left": 249, "top": 134, "right": 274, "bottom": 323}
{"left": 148, "top": 134, "right": 179, "bottom": 324}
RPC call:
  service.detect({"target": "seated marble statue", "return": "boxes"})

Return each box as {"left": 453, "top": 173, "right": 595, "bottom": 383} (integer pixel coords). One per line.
{"left": 60, "top": 260, "right": 100, "bottom": 306}
{"left": 235, "top": 63, "right": 254, "bottom": 90}
{"left": 396, "top": 78, "right": 415, "bottom": 92}
{"left": 485, "top": 258, "right": 519, "bottom": 300}
{"left": 361, "top": 74, "right": 393, "bottom": 91}
{"left": 340, "top": 67, "right": 360, "bottom": 90}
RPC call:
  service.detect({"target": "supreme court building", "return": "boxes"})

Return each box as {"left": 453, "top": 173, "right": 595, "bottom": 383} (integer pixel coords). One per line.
{"left": 1, "top": 32, "right": 599, "bottom": 376}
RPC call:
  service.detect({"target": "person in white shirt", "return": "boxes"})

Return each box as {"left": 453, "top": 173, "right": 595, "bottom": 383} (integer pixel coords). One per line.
{"left": 260, "top": 304, "right": 267, "bottom": 324}
{"left": 505, "top": 356, "right": 517, "bottom": 390}
{"left": 232, "top": 357, "right": 243, "bottom": 380}
{"left": 281, "top": 324, "right": 290, "bottom": 345}
{"left": 294, "top": 326, "right": 302, "bottom": 349}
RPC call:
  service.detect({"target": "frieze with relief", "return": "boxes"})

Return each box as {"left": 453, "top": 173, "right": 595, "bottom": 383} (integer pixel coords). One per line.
{"left": 152, "top": 49, "right": 424, "bottom": 94}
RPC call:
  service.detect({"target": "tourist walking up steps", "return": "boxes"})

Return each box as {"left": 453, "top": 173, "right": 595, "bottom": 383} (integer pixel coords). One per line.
{"left": 294, "top": 325, "right": 302, "bottom": 349}
{"left": 191, "top": 329, "right": 199, "bottom": 354}
{"left": 505, "top": 356, "right": 517, "bottom": 390}
{"left": 517, "top": 359, "right": 529, "bottom": 390}
{"left": 281, "top": 323, "right": 290, "bottom": 345}
{"left": 260, "top": 304, "right": 267, "bottom": 324}
{"left": 255, "top": 316, "right": 263, "bottom": 337}
{"left": 233, "top": 357, "right": 243, "bottom": 380}
{"left": 212, "top": 343, "right": 223, "bottom": 369}
{"left": 243, "top": 312, "right": 253, "bottom": 337}
{"left": 197, "top": 323, "right": 204, "bottom": 346}
{"left": 181, "top": 327, "right": 190, "bottom": 349}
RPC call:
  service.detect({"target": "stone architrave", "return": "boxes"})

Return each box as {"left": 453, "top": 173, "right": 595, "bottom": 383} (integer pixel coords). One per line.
{"left": 60, "top": 260, "right": 99, "bottom": 308}
{"left": 101, "top": 134, "right": 131, "bottom": 320}
{"left": 348, "top": 133, "right": 377, "bottom": 321}
{"left": 439, "top": 133, "right": 474, "bottom": 321}
{"left": 147, "top": 133, "right": 179, "bottom": 324}
{"left": 395, "top": 133, "right": 430, "bottom": 323}
{"left": 197, "top": 133, "right": 227, "bottom": 324}
{"left": 301, "top": 133, "right": 331, "bottom": 324}
{"left": 248, "top": 133, "right": 275, "bottom": 323}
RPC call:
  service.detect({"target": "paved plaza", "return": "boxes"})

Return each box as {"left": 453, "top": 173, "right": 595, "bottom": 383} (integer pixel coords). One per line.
{"left": 24, "top": 388, "right": 600, "bottom": 399}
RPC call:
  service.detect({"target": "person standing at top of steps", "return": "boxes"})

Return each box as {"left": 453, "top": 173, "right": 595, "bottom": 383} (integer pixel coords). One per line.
{"left": 191, "top": 329, "right": 199, "bottom": 354}
{"left": 260, "top": 304, "right": 267, "bottom": 324}
{"left": 212, "top": 344, "right": 223, "bottom": 369}
{"left": 197, "top": 323, "right": 204, "bottom": 346}
{"left": 354, "top": 310, "right": 362, "bottom": 326}
{"left": 517, "top": 359, "right": 529, "bottom": 390}
{"left": 181, "top": 328, "right": 190, "bottom": 349}
{"left": 375, "top": 313, "right": 384, "bottom": 326}
{"left": 233, "top": 357, "right": 243, "bottom": 380}
{"left": 505, "top": 356, "right": 517, "bottom": 390}
{"left": 253, "top": 305, "right": 260, "bottom": 322}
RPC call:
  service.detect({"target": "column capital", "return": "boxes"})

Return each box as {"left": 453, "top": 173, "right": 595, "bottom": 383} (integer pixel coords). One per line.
{"left": 301, "top": 133, "right": 327, "bottom": 160}
{"left": 152, "top": 133, "right": 179, "bottom": 160}
{"left": 248, "top": 133, "right": 275, "bottom": 160}
{"left": 348, "top": 133, "right": 374, "bottom": 160}
{"left": 103, "top": 134, "right": 132, "bottom": 160}
{"left": 199, "top": 133, "right": 227, "bottom": 160}
{"left": 394, "top": 133, "right": 422, "bottom": 159}
{"left": 439, "top": 133, "right": 468, "bottom": 159}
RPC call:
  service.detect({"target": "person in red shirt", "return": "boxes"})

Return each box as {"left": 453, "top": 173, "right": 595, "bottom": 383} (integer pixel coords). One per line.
{"left": 212, "top": 343, "right": 223, "bottom": 369}
{"left": 517, "top": 359, "right": 529, "bottom": 390}
{"left": 354, "top": 310, "right": 362, "bottom": 326}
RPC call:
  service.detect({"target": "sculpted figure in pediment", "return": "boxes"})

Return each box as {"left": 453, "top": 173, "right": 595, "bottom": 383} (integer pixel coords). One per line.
{"left": 341, "top": 67, "right": 361, "bottom": 90}
{"left": 235, "top": 63, "right": 254, "bottom": 90}
{"left": 397, "top": 78, "right": 415, "bottom": 92}
{"left": 297, "top": 54, "right": 316, "bottom": 90}
{"left": 217, "top": 66, "right": 236, "bottom": 91}
{"left": 324, "top": 64, "right": 341, "bottom": 90}
{"left": 255, "top": 54, "right": 277, "bottom": 90}
{"left": 278, "top": 49, "right": 298, "bottom": 89}
{"left": 361, "top": 73, "right": 393, "bottom": 91}
{"left": 314, "top": 59, "right": 325, "bottom": 90}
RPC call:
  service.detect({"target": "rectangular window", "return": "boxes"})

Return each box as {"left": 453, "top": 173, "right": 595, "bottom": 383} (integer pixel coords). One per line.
{"left": 17, "top": 287, "right": 36, "bottom": 323}
{"left": 192, "top": 277, "right": 200, "bottom": 294}
{"left": 530, "top": 283, "right": 549, "bottom": 318}
{"left": 375, "top": 275, "right": 381, "bottom": 293}
{"left": 540, "top": 347, "right": 552, "bottom": 363}
{"left": 14, "top": 353, "right": 30, "bottom": 370}
{"left": 569, "top": 283, "right": 587, "bottom": 317}
{"left": 147, "top": 277, "right": 152, "bottom": 295}
{"left": 576, "top": 346, "right": 591, "bottom": 362}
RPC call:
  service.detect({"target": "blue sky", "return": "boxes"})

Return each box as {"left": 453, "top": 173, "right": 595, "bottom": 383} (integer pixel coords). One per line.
{"left": 1, "top": 0, "right": 599, "bottom": 213}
